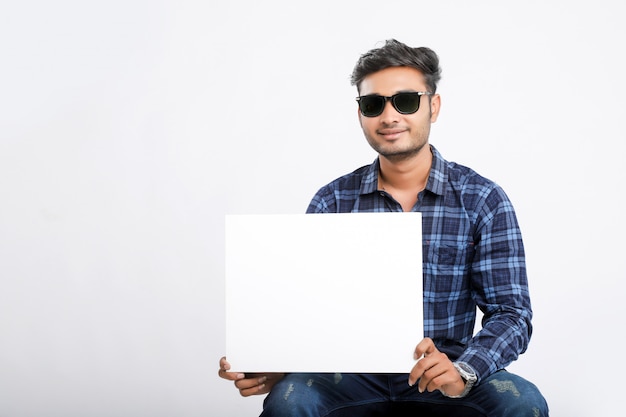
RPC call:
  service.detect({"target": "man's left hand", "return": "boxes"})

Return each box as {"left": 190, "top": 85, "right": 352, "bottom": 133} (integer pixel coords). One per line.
{"left": 408, "top": 337, "right": 466, "bottom": 397}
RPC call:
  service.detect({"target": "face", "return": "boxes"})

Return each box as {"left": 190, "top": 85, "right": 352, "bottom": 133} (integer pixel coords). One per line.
{"left": 357, "top": 66, "right": 440, "bottom": 162}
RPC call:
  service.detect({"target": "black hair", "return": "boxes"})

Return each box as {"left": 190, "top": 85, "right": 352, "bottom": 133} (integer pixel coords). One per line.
{"left": 351, "top": 39, "right": 442, "bottom": 93}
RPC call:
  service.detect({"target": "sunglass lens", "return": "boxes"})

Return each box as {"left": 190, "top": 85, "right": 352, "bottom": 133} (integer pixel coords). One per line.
{"left": 393, "top": 93, "right": 421, "bottom": 114}
{"left": 359, "top": 96, "right": 385, "bottom": 117}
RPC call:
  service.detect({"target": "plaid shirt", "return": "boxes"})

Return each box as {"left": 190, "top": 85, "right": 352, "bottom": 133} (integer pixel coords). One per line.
{"left": 306, "top": 145, "right": 532, "bottom": 383}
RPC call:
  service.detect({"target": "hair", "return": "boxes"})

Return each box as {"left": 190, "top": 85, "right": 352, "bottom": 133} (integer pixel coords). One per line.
{"left": 350, "top": 39, "right": 442, "bottom": 93}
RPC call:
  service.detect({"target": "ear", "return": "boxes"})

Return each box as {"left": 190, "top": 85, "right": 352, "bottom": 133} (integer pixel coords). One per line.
{"left": 357, "top": 106, "right": 364, "bottom": 127}
{"left": 429, "top": 94, "right": 441, "bottom": 123}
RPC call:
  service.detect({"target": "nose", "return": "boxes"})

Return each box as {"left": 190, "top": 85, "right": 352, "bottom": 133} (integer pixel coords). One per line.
{"left": 379, "top": 99, "right": 401, "bottom": 123}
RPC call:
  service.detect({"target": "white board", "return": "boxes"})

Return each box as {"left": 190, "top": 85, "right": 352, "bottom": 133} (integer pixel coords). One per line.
{"left": 225, "top": 213, "right": 423, "bottom": 373}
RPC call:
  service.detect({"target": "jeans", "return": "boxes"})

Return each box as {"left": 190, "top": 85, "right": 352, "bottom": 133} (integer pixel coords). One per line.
{"left": 261, "top": 370, "right": 549, "bottom": 417}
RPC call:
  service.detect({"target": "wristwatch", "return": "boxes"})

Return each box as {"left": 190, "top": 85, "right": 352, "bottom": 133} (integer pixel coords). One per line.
{"left": 448, "top": 362, "right": 477, "bottom": 398}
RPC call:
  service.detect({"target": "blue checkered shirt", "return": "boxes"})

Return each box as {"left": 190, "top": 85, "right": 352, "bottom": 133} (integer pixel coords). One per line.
{"left": 306, "top": 146, "right": 532, "bottom": 383}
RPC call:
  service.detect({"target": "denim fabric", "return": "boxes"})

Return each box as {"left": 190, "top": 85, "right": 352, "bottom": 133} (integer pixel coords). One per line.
{"left": 261, "top": 370, "right": 548, "bottom": 417}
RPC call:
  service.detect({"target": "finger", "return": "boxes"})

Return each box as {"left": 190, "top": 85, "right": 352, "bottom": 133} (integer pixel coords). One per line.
{"left": 409, "top": 339, "right": 436, "bottom": 386}
{"left": 238, "top": 373, "right": 285, "bottom": 397}
{"left": 218, "top": 362, "right": 245, "bottom": 381}
{"left": 239, "top": 380, "right": 271, "bottom": 397}
{"left": 235, "top": 375, "right": 267, "bottom": 390}
{"left": 218, "top": 357, "right": 246, "bottom": 381}
{"left": 219, "top": 356, "right": 230, "bottom": 371}
{"left": 418, "top": 361, "right": 448, "bottom": 393}
{"left": 235, "top": 375, "right": 268, "bottom": 396}
{"left": 219, "top": 370, "right": 245, "bottom": 381}
{"left": 413, "top": 337, "right": 436, "bottom": 360}
{"left": 408, "top": 354, "right": 433, "bottom": 387}
{"left": 410, "top": 351, "right": 450, "bottom": 388}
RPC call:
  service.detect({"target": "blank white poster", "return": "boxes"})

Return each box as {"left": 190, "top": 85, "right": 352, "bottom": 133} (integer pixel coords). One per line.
{"left": 225, "top": 213, "right": 423, "bottom": 373}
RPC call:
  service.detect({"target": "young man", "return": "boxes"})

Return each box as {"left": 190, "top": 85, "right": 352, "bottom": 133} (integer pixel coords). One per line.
{"left": 219, "top": 39, "right": 549, "bottom": 416}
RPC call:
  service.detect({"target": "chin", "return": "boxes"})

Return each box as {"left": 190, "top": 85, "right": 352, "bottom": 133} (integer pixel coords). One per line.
{"left": 379, "top": 144, "right": 426, "bottom": 160}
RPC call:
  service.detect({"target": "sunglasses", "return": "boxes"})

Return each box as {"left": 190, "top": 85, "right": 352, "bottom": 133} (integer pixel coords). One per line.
{"left": 356, "top": 92, "right": 432, "bottom": 117}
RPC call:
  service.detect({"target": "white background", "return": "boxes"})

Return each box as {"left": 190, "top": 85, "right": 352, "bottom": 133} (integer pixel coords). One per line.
{"left": 1, "top": 1, "right": 624, "bottom": 416}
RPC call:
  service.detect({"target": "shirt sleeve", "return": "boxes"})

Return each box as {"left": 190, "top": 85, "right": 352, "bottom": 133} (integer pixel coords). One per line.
{"left": 456, "top": 185, "right": 533, "bottom": 383}
{"left": 306, "top": 186, "right": 335, "bottom": 214}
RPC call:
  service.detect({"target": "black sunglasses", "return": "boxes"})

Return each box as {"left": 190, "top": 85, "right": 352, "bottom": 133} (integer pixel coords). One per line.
{"left": 356, "top": 92, "right": 432, "bottom": 117}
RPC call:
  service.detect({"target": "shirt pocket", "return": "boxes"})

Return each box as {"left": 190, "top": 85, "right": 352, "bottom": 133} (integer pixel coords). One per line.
{"left": 424, "top": 241, "right": 475, "bottom": 295}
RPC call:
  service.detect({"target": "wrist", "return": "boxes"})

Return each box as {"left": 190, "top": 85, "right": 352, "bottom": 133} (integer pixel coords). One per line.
{"left": 445, "top": 362, "right": 477, "bottom": 398}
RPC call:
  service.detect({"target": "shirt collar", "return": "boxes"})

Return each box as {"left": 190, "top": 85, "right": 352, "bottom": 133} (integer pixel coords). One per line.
{"left": 426, "top": 145, "right": 446, "bottom": 196}
{"left": 359, "top": 144, "right": 447, "bottom": 197}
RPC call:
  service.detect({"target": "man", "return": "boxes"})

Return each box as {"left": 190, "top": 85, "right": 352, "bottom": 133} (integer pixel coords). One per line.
{"left": 219, "top": 39, "right": 549, "bottom": 416}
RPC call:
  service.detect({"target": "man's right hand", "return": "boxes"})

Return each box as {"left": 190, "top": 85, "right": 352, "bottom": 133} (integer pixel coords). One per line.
{"left": 218, "top": 356, "right": 285, "bottom": 397}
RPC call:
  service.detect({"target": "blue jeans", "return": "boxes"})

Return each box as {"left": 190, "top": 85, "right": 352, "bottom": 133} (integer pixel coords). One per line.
{"left": 261, "top": 370, "right": 548, "bottom": 417}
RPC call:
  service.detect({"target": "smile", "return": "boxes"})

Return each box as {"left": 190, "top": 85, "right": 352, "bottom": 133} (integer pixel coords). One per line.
{"left": 377, "top": 128, "right": 407, "bottom": 140}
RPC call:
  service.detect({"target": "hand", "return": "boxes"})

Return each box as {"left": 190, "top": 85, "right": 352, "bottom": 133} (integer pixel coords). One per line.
{"left": 408, "top": 338, "right": 466, "bottom": 397}
{"left": 218, "top": 357, "right": 285, "bottom": 397}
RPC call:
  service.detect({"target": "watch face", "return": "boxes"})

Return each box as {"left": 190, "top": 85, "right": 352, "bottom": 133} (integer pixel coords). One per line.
{"left": 458, "top": 362, "right": 473, "bottom": 373}
{"left": 455, "top": 362, "right": 477, "bottom": 381}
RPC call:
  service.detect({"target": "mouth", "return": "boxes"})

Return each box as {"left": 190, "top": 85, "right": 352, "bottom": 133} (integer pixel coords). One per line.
{"left": 377, "top": 128, "right": 407, "bottom": 141}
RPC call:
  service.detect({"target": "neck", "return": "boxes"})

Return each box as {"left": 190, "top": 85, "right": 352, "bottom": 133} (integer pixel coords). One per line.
{"left": 378, "top": 145, "right": 432, "bottom": 192}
